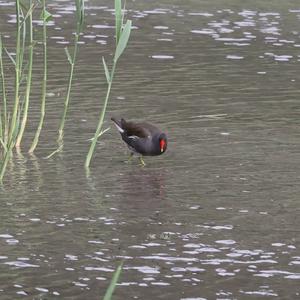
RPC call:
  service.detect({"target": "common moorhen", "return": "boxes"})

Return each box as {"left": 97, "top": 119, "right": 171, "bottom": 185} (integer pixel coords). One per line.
{"left": 111, "top": 117, "right": 167, "bottom": 165}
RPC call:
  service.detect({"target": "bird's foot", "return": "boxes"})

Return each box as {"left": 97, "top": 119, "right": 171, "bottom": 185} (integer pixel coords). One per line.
{"left": 139, "top": 157, "right": 146, "bottom": 167}
{"left": 125, "top": 153, "right": 134, "bottom": 164}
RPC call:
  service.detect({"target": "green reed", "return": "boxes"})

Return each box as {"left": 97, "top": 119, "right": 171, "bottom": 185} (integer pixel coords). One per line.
{"left": 0, "top": 36, "right": 8, "bottom": 146}
{"left": 0, "top": 0, "right": 85, "bottom": 180}
{"left": 0, "top": 0, "right": 22, "bottom": 181}
{"left": 0, "top": 0, "right": 44, "bottom": 181}
{"left": 16, "top": 0, "right": 34, "bottom": 148}
{"left": 0, "top": 0, "right": 132, "bottom": 181}
{"left": 85, "top": 0, "right": 132, "bottom": 168}
{"left": 103, "top": 262, "right": 123, "bottom": 300}
{"left": 57, "top": 0, "right": 85, "bottom": 143}
{"left": 9, "top": 0, "right": 21, "bottom": 146}
{"left": 29, "top": 0, "right": 50, "bottom": 153}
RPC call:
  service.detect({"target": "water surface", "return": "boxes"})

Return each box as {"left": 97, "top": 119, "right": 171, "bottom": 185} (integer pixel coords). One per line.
{"left": 0, "top": 0, "right": 300, "bottom": 299}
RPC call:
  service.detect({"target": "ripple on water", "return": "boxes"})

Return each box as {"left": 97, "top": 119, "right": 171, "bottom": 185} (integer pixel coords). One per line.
{"left": 35, "top": 287, "right": 49, "bottom": 293}
{"left": 240, "top": 290, "right": 278, "bottom": 297}
{"left": 274, "top": 55, "right": 293, "bottom": 62}
{"left": 260, "top": 26, "right": 281, "bottom": 35}
{"left": 140, "top": 255, "right": 198, "bottom": 262}
{"left": 184, "top": 243, "right": 221, "bottom": 253}
{"left": 181, "top": 298, "right": 208, "bottom": 300}
{"left": 92, "top": 24, "right": 114, "bottom": 29}
{"left": 4, "top": 261, "right": 39, "bottom": 268}
{"left": 191, "top": 29, "right": 218, "bottom": 38}
{"left": 189, "top": 12, "right": 214, "bottom": 17}
{"left": 215, "top": 239, "right": 236, "bottom": 245}
{"left": 226, "top": 55, "right": 244, "bottom": 60}
{"left": 254, "top": 270, "right": 300, "bottom": 279}
{"left": 16, "top": 291, "right": 28, "bottom": 296}
{"left": 151, "top": 55, "right": 175, "bottom": 59}
{"left": 154, "top": 26, "right": 169, "bottom": 30}
{"left": 126, "top": 266, "right": 160, "bottom": 274}
{"left": 84, "top": 267, "right": 114, "bottom": 272}
{"left": 1, "top": 3, "right": 300, "bottom": 299}
{"left": 0, "top": 234, "right": 13, "bottom": 238}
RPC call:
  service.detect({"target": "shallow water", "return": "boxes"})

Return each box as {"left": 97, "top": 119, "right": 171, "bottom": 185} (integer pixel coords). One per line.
{"left": 1, "top": 0, "right": 300, "bottom": 299}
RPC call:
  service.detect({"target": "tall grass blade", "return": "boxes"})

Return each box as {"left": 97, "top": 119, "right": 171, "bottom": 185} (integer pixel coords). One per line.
{"left": 29, "top": 0, "right": 48, "bottom": 153}
{"left": 64, "top": 47, "right": 73, "bottom": 65}
{"left": 8, "top": 0, "right": 21, "bottom": 145}
{"left": 121, "top": 0, "right": 127, "bottom": 29}
{"left": 44, "top": 143, "right": 63, "bottom": 159}
{"left": 0, "top": 111, "right": 2, "bottom": 145}
{"left": 0, "top": 36, "right": 7, "bottom": 144}
{"left": 75, "top": 0, "right": 85, "bottom": 32}
{"left": 114, "top": 0, "right": 122, "bottom": 45}
{"left": 19, "top": 0, "right": 28, "bottom": 10}
{"left": 114, "top": 20, "right": 132, "bottom": 62}
{"left": 85, "top": 1, "right": 132, "bottom": 168}
{"left": 56, "top": 0, "right": 84, "bottom": 143}
{"left": 16, "top": 0, "right": 34, "bottom": 147}
{"left": 41, "top": 8, "right": 52, "bottom": 22}
{"left": 19, "top": 7, "right": 26, "bottom": 79}
{"left": 0, "top": 107, "right": 21, "bottom": 182}
{"left": 84, "top": 63, "right": 115, "bottom": 168}
{"left": 4, "top": 48, "right": 16, "bottom": 66}
{"left": 0, "top": 137, "right": 7, "bottom": 152}
{"left": 20, "top": 0, "right": 37, "bottom": 25}
{"left": 103, "top": 262, "right": 123, "bottom": 300}
{"left": 102, "top": 57, "right": 110, "bottom": 83}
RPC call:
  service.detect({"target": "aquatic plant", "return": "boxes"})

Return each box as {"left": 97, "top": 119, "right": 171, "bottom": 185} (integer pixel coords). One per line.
{"left": 0, "top": 0, "right": 23, "bottom": 181}
{"left": 57, "top": 0, "right": 85, "bottom": 143}
{"left": 103, "top": 262, "right": 123, "bottom": 300}
{"left": 85, "top": 0, "right": 132, "bottom": 168}
{"left": 0, "top": 0, "right": 132, "bottom": 181}
{"left": 0, "top": 0, "right": 47, "bottom": 180}
{"left": 16, "top": 0, "right": 34, "bottom": 148}
{"left": 0, "top": 36, "right": 8, "bottom": 147}
{"left": 29, "top": 0, "right": 51, "bottom": 153}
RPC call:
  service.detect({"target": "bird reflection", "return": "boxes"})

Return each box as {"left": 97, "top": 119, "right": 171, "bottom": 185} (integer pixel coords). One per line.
{"left": 118, "top": 167, "right": 167, "bottom": 211}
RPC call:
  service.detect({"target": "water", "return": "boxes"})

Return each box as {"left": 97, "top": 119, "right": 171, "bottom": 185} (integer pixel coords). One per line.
{"left": 1, "top": 0, "right": 300, "bottom": 299}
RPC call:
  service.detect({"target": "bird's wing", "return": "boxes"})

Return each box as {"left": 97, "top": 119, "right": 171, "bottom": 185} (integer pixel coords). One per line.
{"left": 122, "top": 121, "right": 151, "bottom": 139}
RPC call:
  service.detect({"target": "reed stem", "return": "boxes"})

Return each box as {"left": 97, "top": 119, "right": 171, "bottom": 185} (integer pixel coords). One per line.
{"left": 0, "top": 36, "right": 7, "bottom": 145}
{"left": 103, "top": 262, "right": 123, "bottom": 300}
{"left": 8, "top": 0, "right": 21, "bottom": 144}
{"left": 57, "top": 0, "right": 84, "bottom": 143}
{"left": 28, "top": 0, "right": 47, "bottom": 153}
{"left": 16, "top": 0, "right": 33, "bottom": 148}
{"left": 0, "top": 0, "right": 21, "bottom": 182}
{"left": 85, "top": 64, "right": 116, "bottom": 168}
{"left": 85, "top": 0, "right": 131, "bottom": 168}
{"left": 57, "top": 33, "right": 79, "bottom": 142}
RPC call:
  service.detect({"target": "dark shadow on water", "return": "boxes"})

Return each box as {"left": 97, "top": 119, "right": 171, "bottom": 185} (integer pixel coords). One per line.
{"left": 120, "top": 167, "right": 167, "bottom": 202}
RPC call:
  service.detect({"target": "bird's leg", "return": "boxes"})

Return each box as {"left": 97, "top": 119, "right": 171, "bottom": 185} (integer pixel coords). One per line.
{"left": 126, "top": 152, "right": 134, "bottom": 163}
{"left": 139, "top": 156, "right": 146, "bottom": 167}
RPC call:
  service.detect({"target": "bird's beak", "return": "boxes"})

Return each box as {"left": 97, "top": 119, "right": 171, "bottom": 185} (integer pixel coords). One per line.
{"left": 160, "top": 139, "right": 166, "bottom": 153}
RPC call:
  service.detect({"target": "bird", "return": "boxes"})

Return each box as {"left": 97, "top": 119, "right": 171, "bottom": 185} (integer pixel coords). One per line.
{"left": 111, "top": 117, "right": 167, "bottom": 166}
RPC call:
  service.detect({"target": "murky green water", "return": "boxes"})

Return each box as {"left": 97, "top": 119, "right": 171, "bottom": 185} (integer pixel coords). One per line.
{"left": 1, "top": 0, "right": 300, "bottom": 299}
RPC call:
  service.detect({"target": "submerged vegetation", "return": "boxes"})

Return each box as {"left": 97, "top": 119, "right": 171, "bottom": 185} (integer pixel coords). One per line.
{"left": 0, "top": 0, "right": 132, "bottom": 182}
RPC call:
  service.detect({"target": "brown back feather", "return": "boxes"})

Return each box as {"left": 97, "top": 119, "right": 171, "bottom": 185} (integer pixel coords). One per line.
{"left": 121, "top": 119, "right": 162, "bottom": 138}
